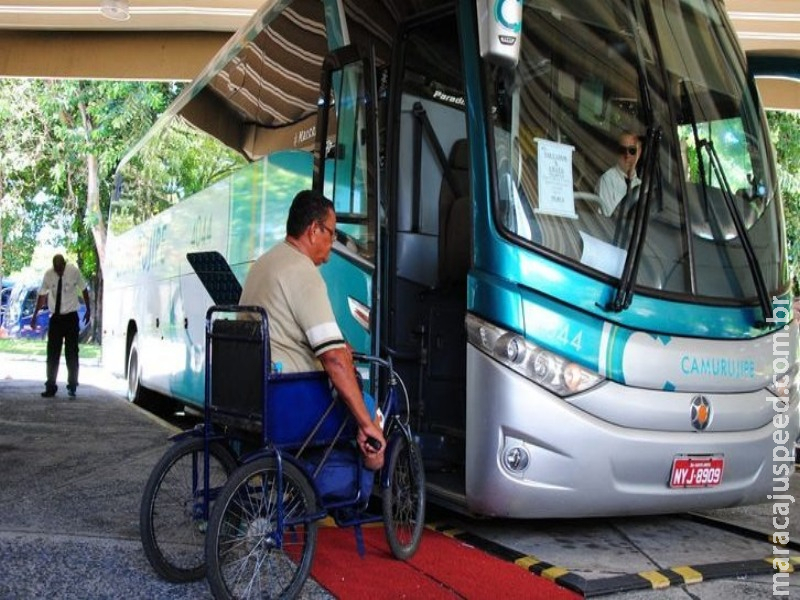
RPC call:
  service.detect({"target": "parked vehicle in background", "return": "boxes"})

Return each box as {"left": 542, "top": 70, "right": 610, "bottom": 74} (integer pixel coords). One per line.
{"left": 0, "top": 282, "right": 89, "bottom": 341}
{"left": 0, "top": 279, "right": 14, "bottom": 328}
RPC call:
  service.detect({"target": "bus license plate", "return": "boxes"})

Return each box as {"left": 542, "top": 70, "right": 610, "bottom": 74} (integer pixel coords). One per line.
{"left": 669, "top": 456, "right": 724, "bottom": 488}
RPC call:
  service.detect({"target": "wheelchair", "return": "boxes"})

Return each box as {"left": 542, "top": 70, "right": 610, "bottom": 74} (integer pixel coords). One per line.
{"left": 139, "top": 305, "right": 426, "bottom": 599}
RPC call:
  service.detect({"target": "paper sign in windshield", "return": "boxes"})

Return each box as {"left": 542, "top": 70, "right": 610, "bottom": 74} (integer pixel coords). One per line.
{"left": 535, "top": 139, "right": 576, "bottom": 219}
{"left": 580, "top": 231, "right": 627, "bottom": 278}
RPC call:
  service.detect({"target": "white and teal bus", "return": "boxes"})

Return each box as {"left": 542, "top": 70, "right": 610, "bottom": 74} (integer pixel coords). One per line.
{"left": 104, "top": 0, "right": 798, "bottom": 518}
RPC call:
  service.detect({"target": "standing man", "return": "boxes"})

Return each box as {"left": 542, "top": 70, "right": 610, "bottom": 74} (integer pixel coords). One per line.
{"left": 239, "top": 189, "right": 385, "bottom": 469}
{"left": 31, "top": 254, "right": 91, "bottom": 398}
{"left": 595, "top": 130, "right": 642, "bottom": 217}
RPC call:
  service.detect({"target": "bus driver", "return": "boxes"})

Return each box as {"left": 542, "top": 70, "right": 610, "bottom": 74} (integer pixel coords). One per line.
{"left": 595, "top": 131, "right": 642, "bottom": 217}
{"left": 239, "top": 189, "right": 385, "bottom": 469}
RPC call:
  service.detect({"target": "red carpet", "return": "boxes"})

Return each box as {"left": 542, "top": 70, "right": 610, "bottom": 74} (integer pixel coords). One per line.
{"left": 310, "top": 525, "right": 579, "bottom": 599}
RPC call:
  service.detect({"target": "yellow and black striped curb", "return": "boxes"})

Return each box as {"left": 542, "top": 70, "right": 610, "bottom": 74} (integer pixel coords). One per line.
{"left": 575, "top": 557, "right": 798, "bottom": 597}
{"left": 687, "top": 512, "right": 800, "bottom": 552}
{"left": 428, "top": 523, "right": 798, "bottom": 597}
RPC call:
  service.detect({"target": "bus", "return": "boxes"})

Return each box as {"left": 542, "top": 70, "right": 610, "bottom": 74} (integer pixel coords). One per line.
{"left": 103, "top": 0, "right": 798, "bottom": 518}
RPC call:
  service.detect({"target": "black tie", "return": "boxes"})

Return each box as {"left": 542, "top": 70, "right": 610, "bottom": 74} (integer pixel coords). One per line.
{"left": 55, "top": 276, "right": 62, "bottom": 316}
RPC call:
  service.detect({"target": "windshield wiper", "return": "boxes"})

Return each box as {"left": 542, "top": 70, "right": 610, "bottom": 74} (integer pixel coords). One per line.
{"left": 605, "top": 6, "right": 657, "bottom": 313}
{"left": 608, "top": 126, "right": 662, "bottom": 313}
{"left": 680, "top": 77, "right": 772, "bottom": 326}
{"left": 698, "top": 138, "right": 772, "bottom": 325}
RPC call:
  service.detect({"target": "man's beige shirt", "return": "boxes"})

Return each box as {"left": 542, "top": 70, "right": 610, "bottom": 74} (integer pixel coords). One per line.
{"left": 239, "top": 241, "right": 345, "bottom": 372}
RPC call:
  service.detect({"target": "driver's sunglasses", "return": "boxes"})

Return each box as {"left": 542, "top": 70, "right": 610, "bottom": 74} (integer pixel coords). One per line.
{"left": 619, "top": 145, "right": 638, "bottom": 156}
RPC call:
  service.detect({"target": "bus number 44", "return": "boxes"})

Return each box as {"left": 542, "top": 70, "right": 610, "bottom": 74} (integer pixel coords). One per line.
{"left": 555, "top": 325, "right": 582, "bottom": 352}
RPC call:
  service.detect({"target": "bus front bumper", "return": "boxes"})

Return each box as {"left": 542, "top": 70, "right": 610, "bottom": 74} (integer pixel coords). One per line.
{"left": 465, "top": 346, "right": 798, "bottom": 518}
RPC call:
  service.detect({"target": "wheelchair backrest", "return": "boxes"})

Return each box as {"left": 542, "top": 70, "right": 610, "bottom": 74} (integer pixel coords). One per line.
{"left": 209, "top": 316, "right": 352, "bottom": 449}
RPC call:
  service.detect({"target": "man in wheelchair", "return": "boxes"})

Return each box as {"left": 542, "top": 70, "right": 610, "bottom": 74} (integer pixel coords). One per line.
{"left": 239, "top": 189, "right": 385, "bottom": 470}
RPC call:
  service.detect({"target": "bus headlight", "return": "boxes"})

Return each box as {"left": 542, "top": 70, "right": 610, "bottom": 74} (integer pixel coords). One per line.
{"left": 767, "top": 362, "right": 799, "bottom": 400}
{"left": 466, "top": 313, "right": 603, "bottom": 397}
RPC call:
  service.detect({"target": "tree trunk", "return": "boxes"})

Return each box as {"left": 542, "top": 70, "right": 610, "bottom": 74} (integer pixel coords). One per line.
{"left": 85, "top": 153, "right": 107, "bottom": 266}
{"left": 79, "top": 96, "right": 107, "bottom": 344}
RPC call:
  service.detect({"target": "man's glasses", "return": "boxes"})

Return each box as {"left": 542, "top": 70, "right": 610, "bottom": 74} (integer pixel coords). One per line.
{"left": 317, "top": 222, "right": 336, "bottom": 239}
{"left": 619, "top": 145, "right": 638, "bottom": 156}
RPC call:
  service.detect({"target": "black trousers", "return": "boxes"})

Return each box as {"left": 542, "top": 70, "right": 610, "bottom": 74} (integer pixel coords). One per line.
{"left": 45, "top": 311, "right": 80, "bottom": 392}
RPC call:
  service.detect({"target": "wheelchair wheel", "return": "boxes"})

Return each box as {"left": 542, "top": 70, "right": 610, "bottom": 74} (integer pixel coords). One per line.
{"left": 206, "top": 456, "right": 318, "bottom": 600}
{"left": 382, "top": 434, "right": 426, "bottom": 559}
{"left": 139, "top": 437, "right": 237, "bottom": 582}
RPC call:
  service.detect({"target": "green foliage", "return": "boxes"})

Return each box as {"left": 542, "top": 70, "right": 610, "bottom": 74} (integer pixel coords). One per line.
{"left": 767, "top": 111, "right": 800, "bottom": 281}
{"left": 0, "top": 79, "right": 182, "bottom": 280}
{"left": 113, "top": 116, "right": 247, "bottom": 233}
{"left": 0, "top": 81, "right": 55, "bottom": 275}
{"left": 0, "top": 337, "right": 100, "bottom": 358}
{"left": 1, "top": 78, "right": 246, "bottom": 269}
{"left": 677, "top": 118, "right": 753, "bottom": 191}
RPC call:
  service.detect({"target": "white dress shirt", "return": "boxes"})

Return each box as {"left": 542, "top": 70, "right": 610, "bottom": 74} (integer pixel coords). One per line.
{"left": 595, "top": 165, "right": 641, "bottom": 217}
{"left": 38, "top": 263, "right": 87, "bottom": 315}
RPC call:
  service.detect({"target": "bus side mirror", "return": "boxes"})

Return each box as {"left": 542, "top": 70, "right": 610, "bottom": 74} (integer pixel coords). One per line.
{"left": 477, "top": 0, "right": 522, "bottom": 68}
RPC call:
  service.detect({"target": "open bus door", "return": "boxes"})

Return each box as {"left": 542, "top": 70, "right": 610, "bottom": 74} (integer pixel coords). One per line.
{"left": 313, "top": 45, "right": 383, "bottom": 382}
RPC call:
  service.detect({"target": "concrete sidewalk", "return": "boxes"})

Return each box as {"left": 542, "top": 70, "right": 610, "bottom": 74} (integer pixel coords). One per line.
{"left": 0, "top": 356, "right": 332, "bottom": 599}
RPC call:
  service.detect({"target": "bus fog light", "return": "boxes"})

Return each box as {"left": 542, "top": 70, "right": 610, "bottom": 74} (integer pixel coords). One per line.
{"left": 503, "top": 446, "right": 529, "bottom": 472}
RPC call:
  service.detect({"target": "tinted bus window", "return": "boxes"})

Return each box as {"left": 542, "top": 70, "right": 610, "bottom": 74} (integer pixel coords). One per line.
{"left": 110, "top": 116, "right": 247, "bottom": 235}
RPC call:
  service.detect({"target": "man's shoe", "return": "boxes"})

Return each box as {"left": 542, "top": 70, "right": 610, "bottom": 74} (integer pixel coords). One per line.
{"left": 67, "top": 387, "right": 76, "bottom": 398}
{"left": 41, "top": 390, "right": 56, "bottom": 398}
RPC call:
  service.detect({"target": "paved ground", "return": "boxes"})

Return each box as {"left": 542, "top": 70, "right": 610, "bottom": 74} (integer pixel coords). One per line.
{"left": 1, "top": 353, "right": 798, "bottom": 599}
{"left": 0, "top": 354, "right": 333, "bottom": 599}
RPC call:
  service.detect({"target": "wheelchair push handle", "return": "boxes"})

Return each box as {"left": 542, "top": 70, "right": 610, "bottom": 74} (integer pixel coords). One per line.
{"left": 365, "top": 435, "right": 382, "bottom": 451}
{"left": 352, "top": 350, "right": 405, "bottom": 429}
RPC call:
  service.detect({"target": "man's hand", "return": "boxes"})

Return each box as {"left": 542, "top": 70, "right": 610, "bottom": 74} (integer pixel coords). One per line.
{"left": 319, "top": 346, "right": 385, "bottom": 469}
{"left": 357, "top": 420, "right": 385, "bottom": 470}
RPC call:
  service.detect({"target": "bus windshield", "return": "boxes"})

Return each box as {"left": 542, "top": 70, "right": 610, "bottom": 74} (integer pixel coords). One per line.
{"left": 487, "top": 0, "right": 785, "bottom": 305}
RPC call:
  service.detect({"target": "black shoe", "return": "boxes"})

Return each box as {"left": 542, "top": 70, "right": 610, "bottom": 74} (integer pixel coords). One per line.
{"left": 67, "top": 387, "right": 76, "bottom": 398}
{"left": 41, "top": 390, "right": 56, "bottom": 398}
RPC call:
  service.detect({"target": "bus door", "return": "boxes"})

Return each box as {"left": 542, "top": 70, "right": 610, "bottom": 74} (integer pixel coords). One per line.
{"left": 314, "top": 46, "right": 382, "bottom": 380}
{"left": 384, "top": 8, "right": 468, "bottom": 478}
